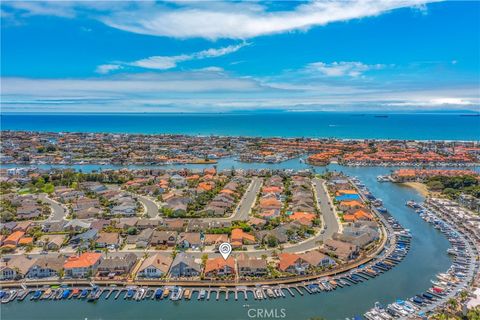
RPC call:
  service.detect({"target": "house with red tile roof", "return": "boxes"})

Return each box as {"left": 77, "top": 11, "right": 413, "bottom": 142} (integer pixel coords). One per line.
{"left": 289, "top": 212, "right": 316, "bottom": 226}
{"left": 2, "top": 231, "right": 25, "bottom": 248}
{"left": 63, "top": 252, "right": 102, "bottom": 278}
{"left": 231, "top": 228, "right": 256, "bottom": 248}
{"left": 339, "top": 200, "right": 364, "bottom": 211}
{"left": 204, "top": 257, "right": 235, "bottom": 279}
{"left": 18, "top": 237, "right": 33, "bottom": 246}
{"left": 203, "top": 167, "right": 216, "bottom": 176}
{"left": 197, "top": 181, "right": 215, "bottom": 193}
{"left": 259, "top": 197, "right": 282, "bottom": 210}
{"left": 277, "top": 253, "right": 310, "bottom": 275}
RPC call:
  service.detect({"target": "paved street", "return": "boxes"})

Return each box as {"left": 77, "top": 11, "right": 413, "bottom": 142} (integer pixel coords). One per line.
{"left": 212, "top": 177, "right": 262, "bottom": 222}
{"left": 39, "top": 193, "right": 67, "bottom": 222}
{"left": 135, "top": 194, "right": 159, "bottom": 218}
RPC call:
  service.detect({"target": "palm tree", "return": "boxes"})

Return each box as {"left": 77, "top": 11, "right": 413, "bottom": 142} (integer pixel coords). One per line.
{"left": 447, "top": 298, "right": 458, "bottom": 312}
{"left": 459, "top": 290, "right": 469, "bottom": 302}
{"left": 102, "top": 247, "right": 109, "bottom": 259}
{"left": 171, "top": 248, "right": 178, "bottom": 260}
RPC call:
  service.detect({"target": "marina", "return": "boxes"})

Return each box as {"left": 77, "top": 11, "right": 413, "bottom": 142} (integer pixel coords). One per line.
{"left": 364, "top": 200, "right": 479, "bottom": 319}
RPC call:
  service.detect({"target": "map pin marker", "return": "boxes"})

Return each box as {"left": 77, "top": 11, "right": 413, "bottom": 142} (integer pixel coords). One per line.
{"left": 219, "top": 242, "right": 232, "bottom": 260}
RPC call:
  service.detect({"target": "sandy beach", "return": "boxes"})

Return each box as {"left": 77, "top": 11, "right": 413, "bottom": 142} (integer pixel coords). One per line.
{"left": 401, "top": 182, "right": 430, "bottom": 197}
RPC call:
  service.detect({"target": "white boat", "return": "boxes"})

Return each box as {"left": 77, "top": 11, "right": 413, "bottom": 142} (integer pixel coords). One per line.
{"left": 170, "top": 287, "right": 182, "bottom": 301}
{"left": 376, "top": 175, "right": 390, "bottom": 182}
{"left": 135, "top": 288, "right": 145, "bottom": 301}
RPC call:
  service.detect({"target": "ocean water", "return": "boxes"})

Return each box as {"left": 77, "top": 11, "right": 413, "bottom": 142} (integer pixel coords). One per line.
{"left": 1, "top": 112, "right": 479, "bottom": 140}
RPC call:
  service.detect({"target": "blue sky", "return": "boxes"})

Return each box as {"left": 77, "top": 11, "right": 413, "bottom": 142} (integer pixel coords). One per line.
{"left": 1, "top": 0, "right": 479, "bottom": 113}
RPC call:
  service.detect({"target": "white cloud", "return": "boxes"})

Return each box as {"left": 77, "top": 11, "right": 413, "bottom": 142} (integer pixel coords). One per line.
{"left": 100, "top": 0, "right": 440, "bottom": 40}
{"left": 306, "top": 61, "right": 386, "bottom": 77}
{"left": 2, "top": 1, "right": 440, "bottom": 40}
{"left": 195, "top": 66, "right": 224, "bottom": 72}
{"left": 100, "top": 42, "right": 248, "bottom": 72}
{"left": 2, "top": 72, "right": 478, "bottom": 113}
{"left": 95, "top": 64, "right": 123, "bottom": 74}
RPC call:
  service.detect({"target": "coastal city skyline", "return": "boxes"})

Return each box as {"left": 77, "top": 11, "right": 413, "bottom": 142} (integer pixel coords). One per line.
{"left": 1, "top": 1, "right": 479, "bottom": 113}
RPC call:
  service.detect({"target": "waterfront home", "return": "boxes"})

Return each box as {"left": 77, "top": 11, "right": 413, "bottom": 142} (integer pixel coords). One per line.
{"left": 97, "top": 253, "right": 137, "bottom": 278}
{"left": 27, "top": 256, "right": 65, "bottom": 279}
{"left": 37, "top": 234, "right": 66, "bottom": 251}
{"left": 169, "top": 252, "right": 201, "bottom": 278}
{"left": 339, "top": 200, "right": 364, "bottom": 211}
{"left": 335, "top": 222, "right": 380, "bottom": 248}
{"left": 178, "top": 232, "right": 202, "bottom": 250}
{"left": 95, "top": 232, "right": 121, "bottom": 249}
{"left": 278, "top": 253, "right": 310, "bottom": 275}
{"left": 237, "top": 254, "right": 268, "bottom": 277}
{"left": 137, "top": 253, "right": 173, "bottom": 278}
{"left": 300, "top": 250, "right": 336, "bottom": 269}
{"left": 63, "top": 252, "right": 102, "bottom": 278}
{"left": 150, "top": 230, "right": 178, "bottom": 247}
{"left": 231, "top": 228, "right": 256, "bottom": 248}
{"left": 321, "top": 239, "right": 359, "bottom": 262}
{"left": 0, "top": 255, "right": 37, "bottom": 280}
{"left": 204, "top": 257, "right": 236, "bottom": 279}
{"left": 343, "top": 209, "right": 373, "bottom": 223}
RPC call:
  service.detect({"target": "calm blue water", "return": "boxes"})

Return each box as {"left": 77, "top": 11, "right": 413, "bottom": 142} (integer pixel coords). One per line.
{"left": 2, "top": 112, "right": 479, "bottom": 140}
